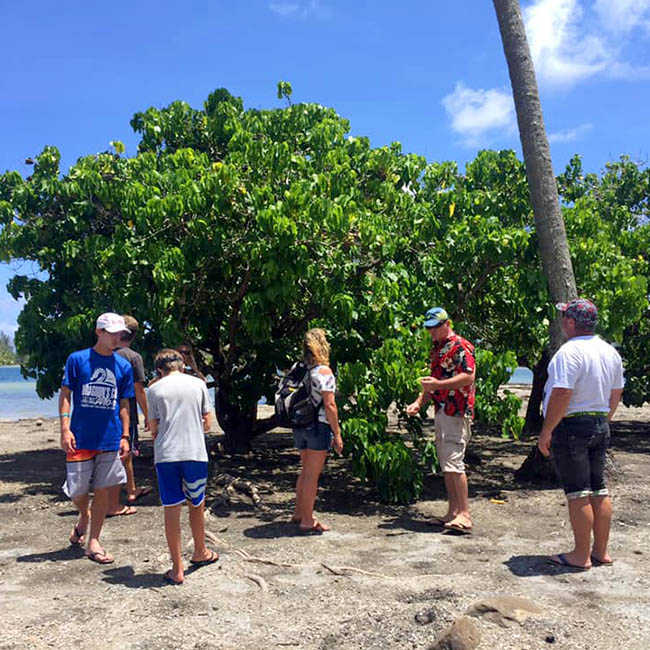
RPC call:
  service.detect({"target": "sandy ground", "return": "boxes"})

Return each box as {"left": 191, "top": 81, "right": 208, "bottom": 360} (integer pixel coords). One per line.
{"left": 1, "top": 394, "right": 650, "bottom": 650}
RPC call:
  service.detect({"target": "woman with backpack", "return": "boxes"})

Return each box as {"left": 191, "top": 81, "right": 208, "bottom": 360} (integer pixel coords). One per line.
{"left": 291, "top": 328, "right": 343, "bottom": 534}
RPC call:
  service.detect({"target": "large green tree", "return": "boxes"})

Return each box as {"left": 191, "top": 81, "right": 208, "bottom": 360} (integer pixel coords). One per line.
{"left": 1, "top": 86, "right": 647, "bottom": 499}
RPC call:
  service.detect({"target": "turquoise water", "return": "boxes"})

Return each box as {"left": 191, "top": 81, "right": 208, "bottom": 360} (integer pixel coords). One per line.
{"left": 0, "top": 365, "right": 58, "bottom": 420}
{"left": 0, "top": 364, "right": 533, "bottom": 420}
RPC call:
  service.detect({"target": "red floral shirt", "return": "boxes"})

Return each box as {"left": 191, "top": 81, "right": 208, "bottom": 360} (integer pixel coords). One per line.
{"left": 429, "top": 333, "right": 476, "bottom": 419}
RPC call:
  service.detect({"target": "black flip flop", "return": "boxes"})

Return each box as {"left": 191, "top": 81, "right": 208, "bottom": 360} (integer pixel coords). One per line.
{"left": 69, "top": 524, "right": 86, "bottom": 546}
{"left": 190, "top": 550, "right": 219, "bottom": 567}
{"left": 164, "top": 570, "right": 183, "bottom": 585}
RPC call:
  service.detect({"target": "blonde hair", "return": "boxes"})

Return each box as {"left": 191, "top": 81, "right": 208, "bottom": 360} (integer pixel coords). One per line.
{"left": 303, "top": 328, "right": 330, "bottom": 366}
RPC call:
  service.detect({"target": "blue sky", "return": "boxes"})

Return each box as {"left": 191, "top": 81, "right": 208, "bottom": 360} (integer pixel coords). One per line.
{"left": 2, "top": 0, "right": 650, "bottom": 336}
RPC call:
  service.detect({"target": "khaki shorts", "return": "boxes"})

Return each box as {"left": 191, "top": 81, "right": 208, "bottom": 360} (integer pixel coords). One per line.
{"left": 434, "top": 411, "right": 472, "bottom": 474}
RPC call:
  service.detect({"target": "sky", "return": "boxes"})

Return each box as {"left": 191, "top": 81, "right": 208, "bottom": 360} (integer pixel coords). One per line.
{"left": 2, "top": 0, "right": 650, "bottom": 336}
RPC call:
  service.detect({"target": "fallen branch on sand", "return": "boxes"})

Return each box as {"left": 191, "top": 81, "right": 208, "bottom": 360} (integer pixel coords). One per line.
{"left": 210, "top": 472, "right": 266, "bottom": 509}
{"left": 244, "top": 574, "right": 268, "bottom": 591}
{"left": 321, "top": 563, "right": 389, "bottom": 578}
{"left": 234, "top": 548, "right": 295, "bottom": 568}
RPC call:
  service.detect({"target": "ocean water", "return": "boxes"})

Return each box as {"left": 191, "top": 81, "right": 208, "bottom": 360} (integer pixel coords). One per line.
{"left": 0, "top": 365, "right": 58, "bottom": 420}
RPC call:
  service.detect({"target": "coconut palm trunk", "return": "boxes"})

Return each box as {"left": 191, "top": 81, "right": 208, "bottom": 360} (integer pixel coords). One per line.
{"left": 493, "top": 0, "right": 578, "bottom": 438}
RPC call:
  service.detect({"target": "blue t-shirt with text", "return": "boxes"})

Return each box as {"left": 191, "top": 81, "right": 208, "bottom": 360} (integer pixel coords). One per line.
{"left": 62, "top": 348, "right": 135, "bottom": 451}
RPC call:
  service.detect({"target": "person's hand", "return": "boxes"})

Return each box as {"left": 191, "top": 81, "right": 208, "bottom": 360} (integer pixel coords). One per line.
{"left": 420, "top": 376, "right": 441, "bottom": 392}
{"left": 144, "top": 419, "right": 150, "bottom": 431}
{"left": 119, "top": 437, "right": 130, "bottom": 460}
{"left": 60, "top": 429, "right": 76, "bottom": 455}
{"left": 537, "top": 430, "right": 552, "bottom": 457}
{"left": 405, "top": 401, "right": 421, "bottom": 416}
{"left": 332, "top": 434, "right": 343, "bottom": 455}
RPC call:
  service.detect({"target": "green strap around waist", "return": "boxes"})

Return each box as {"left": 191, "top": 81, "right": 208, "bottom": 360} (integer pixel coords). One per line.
{"left": 565, "top": 411, "right": 608, "bottom": 418}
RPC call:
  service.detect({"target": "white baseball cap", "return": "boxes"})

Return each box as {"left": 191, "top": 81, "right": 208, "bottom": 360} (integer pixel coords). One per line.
{"left": 96, "top": 312, "right": 129, "bottom": 333}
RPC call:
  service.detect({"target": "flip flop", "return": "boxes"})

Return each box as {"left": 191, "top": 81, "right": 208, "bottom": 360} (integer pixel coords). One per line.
{"left": 106, "top": 505, "right": 137, "bottom": 518}
{"left": 190, "top": 550, "right": 219, "bottom": 567}
{"left": 298, "top": 521, "right": 329, "bottom": 535}
{"left": 428, "top": 516, "right": 450, "bottom": 526}
{"left": 547, "top": 553, "right": 590, "bottom": 571}
{"left": 69, "top": 524, "right": 86, "bottom": 546}
{"left": 590, "top": 554, "right": 614, "bottom": 567}
{"left": 163, "top": 569, "right": 183, "bottom": 586}
{"left": 86, "top": 549, "right": 114, "bottom": 565}
{"left": 127, "top": 486, "right": 152, "bottom": 503}
{"left": 443, "top": 520, "right": 473, "bottom": 535}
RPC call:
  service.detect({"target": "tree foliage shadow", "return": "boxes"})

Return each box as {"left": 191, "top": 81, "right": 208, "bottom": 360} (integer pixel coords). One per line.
{"left": 207, "top": 430, "right": 404, "bottom": 520}
{"left": 609, "top": 420, "right": 650, "bottom": 454}
{"left": 0, "top": 446, "right": 158, "bottom": 505}
{"left": 17, "top": 546, "right": 86, "bottom": 563}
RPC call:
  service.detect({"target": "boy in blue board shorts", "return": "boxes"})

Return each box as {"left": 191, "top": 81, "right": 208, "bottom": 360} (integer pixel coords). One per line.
{"left": 147, "top": 348, "right": 217, "bottom": 585}
{"left": 59, "top": 312, "right": 134, "bottom": 565}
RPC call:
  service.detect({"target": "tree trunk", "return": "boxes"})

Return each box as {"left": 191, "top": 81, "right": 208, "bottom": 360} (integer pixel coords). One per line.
{"left": 214, "top": 386, "right": 281, "bottom": 454}
{"left": 214, "top": 388, "right": 258, "bottom": 453}
{"left": 492, "top": 0, "right": 577, "bottom": 354}
{"left": 523, "top": 350, "right": 549, "bottom": 434}
{"left": 493, "top": 0, "right": 579, "bottom": 479}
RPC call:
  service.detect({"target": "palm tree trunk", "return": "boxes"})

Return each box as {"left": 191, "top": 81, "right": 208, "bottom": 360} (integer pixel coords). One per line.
{"left": 492, "top": 0, "right": 577, "bottom": 354}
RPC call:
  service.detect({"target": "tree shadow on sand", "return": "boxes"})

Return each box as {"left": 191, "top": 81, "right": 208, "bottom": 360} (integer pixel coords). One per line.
{"left": 17, "top": 546, "right": 86, "bottom": 563}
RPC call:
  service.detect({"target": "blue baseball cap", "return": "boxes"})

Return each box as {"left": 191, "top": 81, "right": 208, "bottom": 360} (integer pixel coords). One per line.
{"left": 423, "top": 307, "right": 449, "bottom": 328}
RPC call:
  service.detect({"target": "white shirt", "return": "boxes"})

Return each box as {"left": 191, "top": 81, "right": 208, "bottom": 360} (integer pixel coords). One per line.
{"left": 309, "top": 365, "right": 336, "bottom": 423}
{"left": 543, "top": 335, "right": 624, "bottom": 416}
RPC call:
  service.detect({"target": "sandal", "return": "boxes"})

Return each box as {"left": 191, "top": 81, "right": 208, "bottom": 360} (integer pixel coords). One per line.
{"left": 127, "top": 486, "right": 152, "bottom": 503}
{"left": 106, "top": 505, "right": 137, "bottom": 518}
{"left": 164, "top": 569, "right": 183, "bottom": 585}
{"left": 190, "top": 550, "right": 219, "bottom": 567}
{"left": 86, "top": 549, "right": 114, "bottom": 565}
{"left": 298, "top": 521, "right": 329, "bottom": 535}
{"left": 69, "top": 524, "right": 86, "bottom": 546}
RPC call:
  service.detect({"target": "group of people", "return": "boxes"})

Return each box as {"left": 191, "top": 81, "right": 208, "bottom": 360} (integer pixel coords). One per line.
{"left": 59, "top": 313, "right": 216, "bottom": 583}
{"left": 58, "top": 296, "right": 623, "bottom": 583}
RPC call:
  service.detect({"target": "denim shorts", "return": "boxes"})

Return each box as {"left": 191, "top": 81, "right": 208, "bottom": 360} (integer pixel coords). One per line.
{"left": 551, "top": 415, "right": 610, "bottom": 500}
{"left": 293, "top": 421, "right": 333, "bottom": 451}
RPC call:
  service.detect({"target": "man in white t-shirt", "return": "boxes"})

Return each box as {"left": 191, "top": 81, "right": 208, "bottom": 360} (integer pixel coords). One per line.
{"left": 148, "top": 349, "right": 217, "bottom": 585}
{"left": 538, "top": 299, "right": 624, "bottom": 571}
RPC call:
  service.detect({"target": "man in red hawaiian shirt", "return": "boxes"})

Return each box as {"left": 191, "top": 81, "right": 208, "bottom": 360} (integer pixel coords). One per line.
{"left": 406, "top": 307, "right": 476, "bottom": 534}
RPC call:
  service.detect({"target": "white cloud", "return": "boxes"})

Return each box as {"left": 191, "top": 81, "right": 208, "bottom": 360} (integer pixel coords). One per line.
{"left": 442, "top": 83, "right": 515, "bottom": 147}
{"left": 548, "top": 122, "right": 593, "bottom": 143}
{"left": 523, "top": 0, "right": 610, "bottom": 85}
{"left": 268, "top": 0, "right": 329, "bottom": 19}
{"left": 523, "top": 0, "right": 650, "bottom": 85}
{"left": 268, "top": 2, "right": 300, "bottom": 17}
{"left": 594, "top": 0, "right": 650, "bottom": 34}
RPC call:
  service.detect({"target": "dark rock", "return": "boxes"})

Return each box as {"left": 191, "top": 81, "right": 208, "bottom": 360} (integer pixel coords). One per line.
{"left": 428, "top": 616, "right": 480, "bottom": 650}
{"left": 545, "top": 634, "right": 556, "bottom": 643}
{"left": 415, "top": 608, "right": 438, "bottom": 625}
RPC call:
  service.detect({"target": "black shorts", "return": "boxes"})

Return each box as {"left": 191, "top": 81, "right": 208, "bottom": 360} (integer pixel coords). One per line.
{"left": 551, "top": 415, "right": 610, "bottom": 500}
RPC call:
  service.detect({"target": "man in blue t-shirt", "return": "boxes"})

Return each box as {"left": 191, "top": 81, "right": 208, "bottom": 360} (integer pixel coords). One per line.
{"left": 59, "top": 312, "right": 134, "bottom": 565}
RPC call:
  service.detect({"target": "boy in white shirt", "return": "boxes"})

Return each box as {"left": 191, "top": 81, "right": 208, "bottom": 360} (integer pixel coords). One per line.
{"left": 148, "top": 349, "right": 217, "bottom": 585}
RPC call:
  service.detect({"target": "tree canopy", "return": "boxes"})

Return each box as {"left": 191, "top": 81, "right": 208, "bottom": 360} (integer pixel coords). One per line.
{"left": 1, "top": 85, "right": 648, "bottom": 501}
